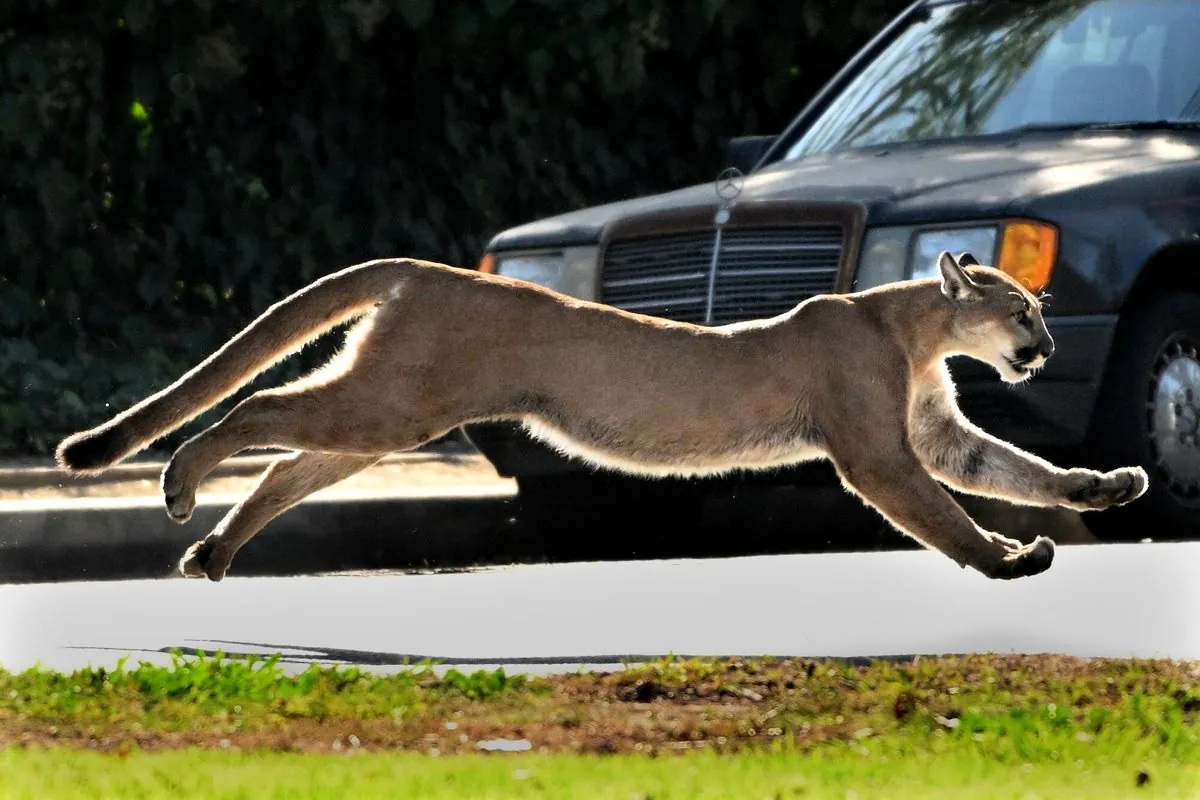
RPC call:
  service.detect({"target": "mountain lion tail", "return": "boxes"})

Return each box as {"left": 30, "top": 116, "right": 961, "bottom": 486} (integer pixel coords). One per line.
{"left": 55, "top": 258, "right": 415, "bottom": 474}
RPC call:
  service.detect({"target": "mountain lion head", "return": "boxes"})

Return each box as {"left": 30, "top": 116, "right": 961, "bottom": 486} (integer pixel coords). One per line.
{"left": 936, "top": 250, "right": 1054, "bottom": 385}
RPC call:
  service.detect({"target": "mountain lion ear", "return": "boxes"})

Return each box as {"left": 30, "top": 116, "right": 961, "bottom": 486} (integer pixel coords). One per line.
{"left": 955, "top": 251, "right": 980, "bottom": 267}
{"left": 938, "top": 251, "right": 981, "bottom": 303}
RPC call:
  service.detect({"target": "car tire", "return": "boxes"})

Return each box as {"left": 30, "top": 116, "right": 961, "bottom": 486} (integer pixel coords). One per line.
{"left": 1083, "top": 290, "right": 1200, "bottom": 541}
{"left": 514, "top": 472, "right": 706, "bottom": 556}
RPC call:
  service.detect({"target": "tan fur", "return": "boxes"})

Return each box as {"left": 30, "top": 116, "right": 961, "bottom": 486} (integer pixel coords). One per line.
{"left": 55, "top": 252, "right": 1148, "bottom": 581}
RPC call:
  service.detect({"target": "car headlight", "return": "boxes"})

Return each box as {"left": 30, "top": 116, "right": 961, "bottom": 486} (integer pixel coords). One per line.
{"left": 909, "top": 227, "right": 999, "bottom": 280}
{"left": 477, "top": 246, "right": 599, "bottom": 301}
{"left": 855, "top": 221, "right": 1057, "bottom": 293}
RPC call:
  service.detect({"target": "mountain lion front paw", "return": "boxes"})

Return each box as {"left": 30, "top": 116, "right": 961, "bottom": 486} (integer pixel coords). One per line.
{"left": 983, "top": 535, "right": 1055, "bottom": 580}
{"left": 178, "top": 536, "right": 231, "bottom": 582}
{"left": 1064, "top": 466, "right": 1148, "bottom": 511}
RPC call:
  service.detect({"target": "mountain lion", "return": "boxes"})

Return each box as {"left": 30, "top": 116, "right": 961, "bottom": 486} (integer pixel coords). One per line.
{"left": 56, "top": 251, "right": 1147, "bottom": 581}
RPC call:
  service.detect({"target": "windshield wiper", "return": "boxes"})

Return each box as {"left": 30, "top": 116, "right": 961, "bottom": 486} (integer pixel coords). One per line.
{"left": 996, "top": 120, "right": 1200, "bottom": 135}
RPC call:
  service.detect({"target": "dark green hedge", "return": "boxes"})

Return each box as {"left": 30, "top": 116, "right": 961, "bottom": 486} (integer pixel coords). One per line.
{"left": 0, "top": 0, "right": 905, "bottom": 458}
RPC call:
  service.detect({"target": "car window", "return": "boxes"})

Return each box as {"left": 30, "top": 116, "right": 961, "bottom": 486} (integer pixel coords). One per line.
{"left": 783, "top": 0, "right": 1200, "bottom": 161}
{"left": 1007, "top": 8, "right": 1170, "bottom": 123}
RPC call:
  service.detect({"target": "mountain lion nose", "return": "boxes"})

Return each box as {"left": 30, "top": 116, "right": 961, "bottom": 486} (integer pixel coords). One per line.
{"left": 1016, "top": 339, "right": 1055, "bottom": 365}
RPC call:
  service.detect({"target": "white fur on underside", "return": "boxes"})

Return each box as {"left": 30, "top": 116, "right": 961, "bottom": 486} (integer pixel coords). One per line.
{"left": 519, "top": 417, "right": 828, "bottom": 479}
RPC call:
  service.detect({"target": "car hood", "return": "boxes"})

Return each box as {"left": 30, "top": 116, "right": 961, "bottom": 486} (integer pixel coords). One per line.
{"left": 487, "top": 130, "right": 1200, "bottom": 250}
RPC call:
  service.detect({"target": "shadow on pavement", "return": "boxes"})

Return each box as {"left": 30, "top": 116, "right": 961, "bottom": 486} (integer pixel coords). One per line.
{"left": 64, "top": 640, "right": 927, "bottom": 668}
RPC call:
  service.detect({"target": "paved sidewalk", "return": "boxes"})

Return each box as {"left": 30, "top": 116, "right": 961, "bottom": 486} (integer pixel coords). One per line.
{"left": 5, "top": 543, "right": 1197, "bottom": 675}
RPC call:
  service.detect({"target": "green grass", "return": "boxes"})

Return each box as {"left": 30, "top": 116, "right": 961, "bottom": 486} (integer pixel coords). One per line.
{"left": 1, "top": 651, "right": 1197, "bottom": 797}
{"left": 0, "top": 649, "right": 530, "bottom": 731}
{"left": 2, "top": 744, "right": 1196, "bottom": 799}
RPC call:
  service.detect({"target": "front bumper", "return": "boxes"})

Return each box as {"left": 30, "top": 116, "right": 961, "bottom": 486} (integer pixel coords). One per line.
{"left": 462, "top": 315, "right": 1120, "bottom": 481}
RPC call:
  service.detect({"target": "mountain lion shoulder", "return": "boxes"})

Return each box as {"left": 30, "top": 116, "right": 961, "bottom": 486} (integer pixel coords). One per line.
{"left": 55, "top": 250, "right": 1148, "bottom": 581}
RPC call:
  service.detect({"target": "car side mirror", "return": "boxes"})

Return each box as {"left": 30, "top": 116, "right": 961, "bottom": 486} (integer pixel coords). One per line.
{"left": 724, "top": 135, "right": 776, "bottom": 174}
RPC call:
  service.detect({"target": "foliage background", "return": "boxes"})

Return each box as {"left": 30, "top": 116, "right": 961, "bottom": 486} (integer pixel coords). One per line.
{"left": 0, "top": 0, "right": 906, "bottom": 458}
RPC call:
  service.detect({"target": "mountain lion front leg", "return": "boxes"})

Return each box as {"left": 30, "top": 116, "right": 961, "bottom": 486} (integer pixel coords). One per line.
{"left": 909, "top": 383, "right": 1147, "bottom": 513}
{"left": 178, "top": 451, "right": 384, "bottom": 581}
{"left": 826, "top": 427, "right": 1055, "bottom": 580}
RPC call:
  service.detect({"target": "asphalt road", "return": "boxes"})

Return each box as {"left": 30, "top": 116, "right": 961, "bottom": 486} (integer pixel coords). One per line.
{"left": 2, "top": 541, "right": 1196, "bottom": 677}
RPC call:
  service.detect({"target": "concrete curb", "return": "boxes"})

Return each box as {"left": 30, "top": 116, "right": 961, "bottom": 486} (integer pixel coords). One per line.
{"left": 0, "top": 483, "right": 525, "bottom": 584}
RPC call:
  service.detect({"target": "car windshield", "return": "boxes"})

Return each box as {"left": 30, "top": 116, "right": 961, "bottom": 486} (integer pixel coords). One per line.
{"left": 783, "top": 0, "right": 1200, "bottom": 160}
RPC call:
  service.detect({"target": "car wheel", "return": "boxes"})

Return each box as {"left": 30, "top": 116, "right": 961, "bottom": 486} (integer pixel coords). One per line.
{"left": 1084, "top": 291, "right": 1200, "bottom": 541}
{"left": 514, "top": 472, "right": 706, "bottom": 555}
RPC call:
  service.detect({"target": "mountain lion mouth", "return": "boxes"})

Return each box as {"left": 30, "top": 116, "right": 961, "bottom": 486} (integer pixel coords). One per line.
{"left": 1005, "top": 357, "right": 1031, "bottom": 377}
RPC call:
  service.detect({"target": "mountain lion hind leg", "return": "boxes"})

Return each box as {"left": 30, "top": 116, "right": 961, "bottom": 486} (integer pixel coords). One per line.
{"left": 178, "top": 451, "right": 383, "bottom": 581}
{"left": 160, "top": 374, "right": 457, "bottom": 523}
{"left": 909, "top": 374, "right": 1147, "bottom": 515}
{"left": 159, "top": 305, "right": 468, "bottom": 523}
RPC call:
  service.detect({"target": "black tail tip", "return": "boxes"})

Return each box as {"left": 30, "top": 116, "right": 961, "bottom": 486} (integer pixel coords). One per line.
{"left": 55, "top": 428, "right": 124, "bottom": 473}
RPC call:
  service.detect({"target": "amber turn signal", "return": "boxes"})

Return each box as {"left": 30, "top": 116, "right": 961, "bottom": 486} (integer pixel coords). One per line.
{"left": 997, "top": 220, "right": 1057, "bottom": 294}
{"left": 477, "top": 253, "right": 496, "bottom": 274}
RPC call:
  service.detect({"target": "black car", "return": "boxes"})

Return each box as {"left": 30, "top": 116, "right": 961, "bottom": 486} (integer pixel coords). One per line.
{"left": 464, "top": 0, "right": 1200, "bottom": 541}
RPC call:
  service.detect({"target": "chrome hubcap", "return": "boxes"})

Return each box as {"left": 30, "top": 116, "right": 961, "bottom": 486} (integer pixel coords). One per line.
{"left": 1148, "top": 338, "right": 1200, "bottom": 501}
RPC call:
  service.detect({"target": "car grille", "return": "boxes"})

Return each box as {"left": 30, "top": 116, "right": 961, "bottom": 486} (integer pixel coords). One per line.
{"left": 600, "top": 226, "right": 845, "bottom": 325}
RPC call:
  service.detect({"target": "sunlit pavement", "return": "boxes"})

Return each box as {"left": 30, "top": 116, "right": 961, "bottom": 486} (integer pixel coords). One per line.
{"left": 1, "top": 541, "right": 1196, "bottom": 676}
